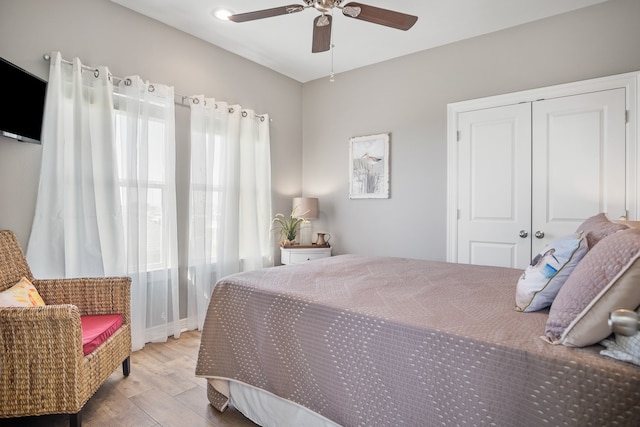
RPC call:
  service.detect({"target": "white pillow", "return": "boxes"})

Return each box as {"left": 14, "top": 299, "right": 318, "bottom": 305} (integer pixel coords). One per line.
{"left": 515, "top": 233, "right": 587, "bottom": 312}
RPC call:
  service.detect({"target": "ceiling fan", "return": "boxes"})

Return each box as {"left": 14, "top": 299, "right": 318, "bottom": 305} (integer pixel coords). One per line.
{"left": 227, "top": 1, "right": 418, "bottom": 53}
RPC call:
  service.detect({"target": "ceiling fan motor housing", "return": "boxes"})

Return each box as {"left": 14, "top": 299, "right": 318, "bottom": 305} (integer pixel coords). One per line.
{"left": 307, "top": 0, "right": 342, "bottom": 13}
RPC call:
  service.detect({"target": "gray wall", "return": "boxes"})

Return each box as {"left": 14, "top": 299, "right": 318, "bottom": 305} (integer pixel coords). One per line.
{"left": 302, "top": 0, "right": 640, "bottom": 261}
{"left": 0, "top": 0, "right": 303, "bottom": 253}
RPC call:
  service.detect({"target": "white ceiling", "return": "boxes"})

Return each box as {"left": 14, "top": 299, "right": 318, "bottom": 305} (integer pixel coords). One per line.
{"left": 111, "top": 0, "right": 605, "bottom": 83}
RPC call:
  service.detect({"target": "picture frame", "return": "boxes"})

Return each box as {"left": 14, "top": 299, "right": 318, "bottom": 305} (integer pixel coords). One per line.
{"left": 348, "top": 133, "right": 390, "bottom": 199}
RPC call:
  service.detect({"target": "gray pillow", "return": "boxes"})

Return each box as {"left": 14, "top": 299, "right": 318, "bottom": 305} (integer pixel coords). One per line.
{"left": 545, "top": 227, "right": 640, "bottom": 347}
{"left": 575, "top": 212, "right": 628, "bottom": 249}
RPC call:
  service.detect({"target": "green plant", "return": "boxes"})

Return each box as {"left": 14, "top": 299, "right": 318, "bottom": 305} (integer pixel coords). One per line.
{"left": 272, "top": 207, "right": 306, "bottom": 245}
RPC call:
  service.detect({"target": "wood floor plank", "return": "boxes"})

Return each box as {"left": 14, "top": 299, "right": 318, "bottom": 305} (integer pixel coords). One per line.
{"left": 130, "top": 387, "right": 213, "bottom": 427}
{"left": 105, "top": 366, "right": 155, "bottom": 399}
{"left": 81, "top": 378, "right": 157, "bottom": 427}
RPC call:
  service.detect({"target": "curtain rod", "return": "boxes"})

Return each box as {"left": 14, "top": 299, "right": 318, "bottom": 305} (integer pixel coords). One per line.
{"left": 42, "top": 54, "right": 270, "bottom": 122}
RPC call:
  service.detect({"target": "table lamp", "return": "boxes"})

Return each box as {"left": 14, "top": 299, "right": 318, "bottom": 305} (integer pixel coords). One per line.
{"left": 292, "top": 197, "right": 319, "bottom": 245}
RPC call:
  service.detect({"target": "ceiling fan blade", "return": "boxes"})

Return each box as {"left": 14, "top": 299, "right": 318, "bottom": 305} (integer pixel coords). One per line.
{"left": 228, "top": 4, "right": 305, "bottom": 23}
{"left": 342, "top": 2, "right": 417, "bottom": 30}
{"left": 312, "top": 15, "right": 332, "bottom": 53}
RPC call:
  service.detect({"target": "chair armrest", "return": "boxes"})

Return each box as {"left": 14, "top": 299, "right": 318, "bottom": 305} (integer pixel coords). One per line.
{"left": 33, "top": 277, "right": 131, "bottom": 324}
{"left": 0, "top": 305, "right": 84, "bottom": 398}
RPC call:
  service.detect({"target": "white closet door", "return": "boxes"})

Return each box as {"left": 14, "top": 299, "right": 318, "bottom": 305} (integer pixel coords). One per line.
{"left": 457, "top": 103, "right": 532, "bottom": 268}
{"left": 531, "top": 88, "right": 627, "bottom": 254}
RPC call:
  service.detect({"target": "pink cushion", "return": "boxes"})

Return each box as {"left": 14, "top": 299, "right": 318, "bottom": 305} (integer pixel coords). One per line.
{"left": 80, "top": 314, "right": 123, "bottom": 356}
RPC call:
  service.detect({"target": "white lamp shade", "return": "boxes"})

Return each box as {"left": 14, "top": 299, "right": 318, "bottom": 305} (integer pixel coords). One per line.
{"left": 292, "top": 197, "right": 319, "bottom": 219}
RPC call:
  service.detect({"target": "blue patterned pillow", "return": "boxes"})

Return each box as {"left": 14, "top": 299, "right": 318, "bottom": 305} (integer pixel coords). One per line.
{"left": 515, "top": 233, "right": 587, "bottom": 312}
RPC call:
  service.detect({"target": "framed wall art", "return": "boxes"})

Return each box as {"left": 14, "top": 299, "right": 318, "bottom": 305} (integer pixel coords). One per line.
{"left": 348, "top": 133, "right": 390, "bottom": 199}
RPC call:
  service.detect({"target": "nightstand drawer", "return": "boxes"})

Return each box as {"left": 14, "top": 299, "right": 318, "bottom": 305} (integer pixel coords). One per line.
{"left": 280, "top": 247, "right": 332, "bottom": 265}
{"left": 289, "top": 251, "right": 327, "bottom": 263}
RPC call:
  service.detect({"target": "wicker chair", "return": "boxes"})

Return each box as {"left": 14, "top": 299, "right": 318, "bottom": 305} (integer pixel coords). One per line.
{"left": 0, "top": 230, "right": 131, "bottom": 427}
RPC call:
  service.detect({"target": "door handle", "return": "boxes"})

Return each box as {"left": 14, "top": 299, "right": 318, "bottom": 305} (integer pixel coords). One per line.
{"left": 535, "top": 230, "right": 545, "bottom": 239}
{"left": 519, "top": 230, "right": 528, "bottom": 238}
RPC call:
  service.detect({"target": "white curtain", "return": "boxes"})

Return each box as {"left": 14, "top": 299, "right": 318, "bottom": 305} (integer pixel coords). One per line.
{"left": 114, "top": 76, "right": 181, "bottom": 350}
{"left": 187, "top": 97, "right": 273, "bottom": 330}
{"left": 28, "top": 51, "right": 180, "bottom": 351}
{"left": 27, "top": 52, "right": 125, "bottom": 278}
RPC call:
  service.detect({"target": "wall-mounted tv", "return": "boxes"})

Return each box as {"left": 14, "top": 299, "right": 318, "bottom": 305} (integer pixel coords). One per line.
{"left": 0, "top": 57, "right": 47, "bottom": 144}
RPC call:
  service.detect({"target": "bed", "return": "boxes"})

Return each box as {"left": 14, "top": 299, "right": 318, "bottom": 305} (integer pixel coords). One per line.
{"left": 196, "top": 248, "right": 640, "bottom": 426}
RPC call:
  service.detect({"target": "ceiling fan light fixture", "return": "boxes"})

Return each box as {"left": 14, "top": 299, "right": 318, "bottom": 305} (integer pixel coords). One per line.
{"left": 314, "top": 0, "right": 341, "bottom": 13}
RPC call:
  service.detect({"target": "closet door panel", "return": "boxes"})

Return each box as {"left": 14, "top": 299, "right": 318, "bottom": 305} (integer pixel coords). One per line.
{"left": 532, "top": 88, "right": 626, "bottom": 254}
{"left": 457, "top": 103, "right": 531, "bottom": 268}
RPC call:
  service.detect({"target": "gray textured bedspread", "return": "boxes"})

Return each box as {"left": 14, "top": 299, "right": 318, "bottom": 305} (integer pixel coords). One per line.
{"left": 196, "top": 254, "right": 640, "bottom": 426}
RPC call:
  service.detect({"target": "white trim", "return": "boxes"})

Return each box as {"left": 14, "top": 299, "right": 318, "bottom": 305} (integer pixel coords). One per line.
{"left": 447, "top": 71, "right": 640, "bottom": 113}
{"left": 447, "top": 71, "right": 640, "bottom": 263}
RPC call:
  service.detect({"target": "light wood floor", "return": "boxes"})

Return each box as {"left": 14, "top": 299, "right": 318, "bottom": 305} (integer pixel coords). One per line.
{"left": 0, "top": 330, "right": 258, "bottom": 427}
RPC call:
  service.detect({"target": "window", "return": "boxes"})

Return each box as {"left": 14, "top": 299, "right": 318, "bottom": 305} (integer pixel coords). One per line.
{"left": 189, "top": 130, "right": 224, "bottom": 263}
{"left": 114, "top": 111, "right": 170, "bottom": 272}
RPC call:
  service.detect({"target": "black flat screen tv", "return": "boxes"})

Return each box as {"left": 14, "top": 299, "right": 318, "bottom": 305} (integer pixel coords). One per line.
{"left": 0, "top": 57, "right": 47, "bottom": 144}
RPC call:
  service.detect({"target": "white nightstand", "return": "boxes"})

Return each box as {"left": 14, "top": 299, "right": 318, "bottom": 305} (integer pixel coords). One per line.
{"left": 280, "top": 246, "right": 332, "bottom": 265}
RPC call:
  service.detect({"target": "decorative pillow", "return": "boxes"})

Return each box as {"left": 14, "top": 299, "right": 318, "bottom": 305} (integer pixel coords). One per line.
{"left": 575, "top": 212, "right": 628, "bottom": 249}
{"left": 0, "top": 277, "right": 46, "bottom": 307}
{"left": 515, "top": 233, "right": 588, "bottom": 312}
{"left": 544, "top": 228, "right": 640, "bottom": 347}
{"left": 600, "top": 307, "right": 640, "bottom": 366}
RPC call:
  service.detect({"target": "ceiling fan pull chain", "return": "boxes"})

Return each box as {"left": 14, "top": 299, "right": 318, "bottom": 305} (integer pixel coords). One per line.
{"left": 329, "top": 10, "right": 335, "bottom": 83}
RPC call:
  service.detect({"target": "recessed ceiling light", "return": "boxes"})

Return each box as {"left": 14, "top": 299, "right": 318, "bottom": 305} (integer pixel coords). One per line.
{"left": 213, "top": 9, "right": 233, "bottom": 21}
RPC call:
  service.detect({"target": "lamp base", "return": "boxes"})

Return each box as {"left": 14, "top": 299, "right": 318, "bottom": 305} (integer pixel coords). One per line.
{"left": 299, "top": 222, "right": 313, "bottom": 246}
